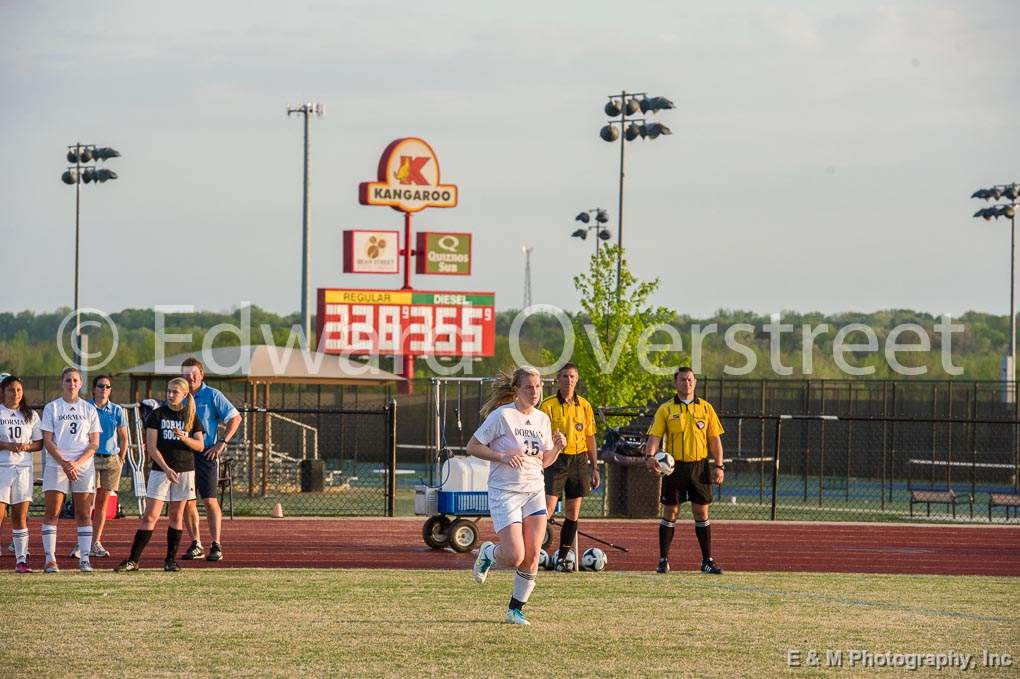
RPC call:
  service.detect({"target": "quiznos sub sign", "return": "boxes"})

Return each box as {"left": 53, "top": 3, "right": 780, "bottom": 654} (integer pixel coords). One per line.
{"left": 416, "top": 232, "right": 471, "bottom": 275}
{"left": 358, "top": 138, "right": 458, "bottom": 213}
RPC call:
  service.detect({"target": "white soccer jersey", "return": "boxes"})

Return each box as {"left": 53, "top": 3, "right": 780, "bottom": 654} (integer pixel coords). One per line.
{"left": 472, "top": 403, "right": 552, "bottom": 493}
{"left": 40, "top": 397, "right": 101, "bottom": 461}
{"left": 0, "top": 405, "right": 42, "bottom": 469}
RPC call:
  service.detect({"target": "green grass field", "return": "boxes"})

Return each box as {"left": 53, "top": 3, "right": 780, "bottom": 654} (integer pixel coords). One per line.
{"left": 1, "top": 570, "right": 1015, "bottom": 677}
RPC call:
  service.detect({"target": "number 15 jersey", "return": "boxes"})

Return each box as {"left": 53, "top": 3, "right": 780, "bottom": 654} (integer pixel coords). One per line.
{"left": 473, "top": 403, "right": 552, "bottom": 494}
{"left": 40, "top": 397, "right": 101, "bottom": 460}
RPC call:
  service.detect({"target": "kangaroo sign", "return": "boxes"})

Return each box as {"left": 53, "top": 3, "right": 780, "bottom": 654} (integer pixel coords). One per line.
{"left": 358, "top": 137, "right": 458, "bottom": 213}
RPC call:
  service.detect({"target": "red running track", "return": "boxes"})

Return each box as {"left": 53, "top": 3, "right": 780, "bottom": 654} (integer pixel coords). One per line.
{"left": 5, "top": 518, "right": 1018, "bottom": 576}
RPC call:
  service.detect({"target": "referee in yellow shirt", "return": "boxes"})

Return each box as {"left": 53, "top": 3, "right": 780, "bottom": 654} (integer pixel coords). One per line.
{"left": 541, "top": 363, "right": 599, "bottom": 571}
{"left": 643, "top": 367, "right": 725, "bottom": 575}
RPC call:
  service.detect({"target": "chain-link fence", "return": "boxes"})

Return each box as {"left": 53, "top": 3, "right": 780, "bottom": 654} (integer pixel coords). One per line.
{"left": 597, "top": 411, "right": 1020, "bottom": 523}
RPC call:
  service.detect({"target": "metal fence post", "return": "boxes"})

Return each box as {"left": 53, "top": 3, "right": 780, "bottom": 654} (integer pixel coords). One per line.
{"left": 387, "top": 398, "right": 397, "bottom": 517}
{"left": 771, "top": 416, "right": 784, "bottom": 520}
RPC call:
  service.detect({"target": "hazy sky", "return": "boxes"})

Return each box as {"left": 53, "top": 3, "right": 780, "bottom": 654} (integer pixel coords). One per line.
{"left": 2, "top": 1, "right": 1017, "bottom": 319}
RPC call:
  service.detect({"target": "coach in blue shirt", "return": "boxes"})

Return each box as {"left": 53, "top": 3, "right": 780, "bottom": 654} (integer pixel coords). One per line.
{"left": 87, "top": 374, "right": 128, "bottom": 559}
{"left": 180, "top": 357, "right": 241, "bottom": 562}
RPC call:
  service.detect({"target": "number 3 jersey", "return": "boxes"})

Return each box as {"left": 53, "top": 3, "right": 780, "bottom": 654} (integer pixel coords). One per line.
{"left": 472, "top": 403, "right": 552, "bottom": 494}
{"left": 40, "top": 398, "right": 101, "bottom": 460}
{"left": 0, "top": 405, "right": 42, "bottom": 468}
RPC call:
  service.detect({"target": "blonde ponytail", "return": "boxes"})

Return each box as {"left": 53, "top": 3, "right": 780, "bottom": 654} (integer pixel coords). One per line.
{"left": 167, "top": 377, "right": 196, "bottom": 432}
{"left": 480, "top": 366, "right": 541, "bottom": 418}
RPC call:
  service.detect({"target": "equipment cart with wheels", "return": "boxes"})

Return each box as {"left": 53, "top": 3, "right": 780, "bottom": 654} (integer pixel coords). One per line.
{"left": 415, "top": 455, "right": 490, "bottom": 553}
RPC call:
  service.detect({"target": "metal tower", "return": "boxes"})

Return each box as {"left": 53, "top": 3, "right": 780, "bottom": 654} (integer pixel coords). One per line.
{"left": 522, "top": 245, "right": 533, "bottom": 309}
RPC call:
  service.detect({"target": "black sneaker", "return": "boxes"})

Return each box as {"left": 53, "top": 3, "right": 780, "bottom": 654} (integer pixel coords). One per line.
{"left": 164, "top": 559, "right": 180, "bottom": 572}
{"left": 206, "top": 542, "right": 223, "bottom": 562}
{"left": 700, "top": 558, "right": 723, "bottom": 575}
{"left": 114, "top": 560, "right": 139, "bottom": 572}
{"left": 656, "top": 558, "right": 670, "bottom": 574}
{"left": 181, "top": 541, "right": 204, "bottom": 560}
{"left": 554, "top": 557, "right": 574, "bottom": 573}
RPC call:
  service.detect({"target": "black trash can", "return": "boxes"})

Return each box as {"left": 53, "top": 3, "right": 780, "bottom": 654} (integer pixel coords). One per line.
{"left": 601, "top": 429, "right": 661, "bottom": 518}
{"left": 300, "top": 459, "right": 324, "bottom": 493}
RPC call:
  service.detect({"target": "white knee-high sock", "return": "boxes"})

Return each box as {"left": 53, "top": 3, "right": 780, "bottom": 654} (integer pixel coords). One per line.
{"left": 77, "top": 526, "right": 93, "bottom": 562}
{"left": 512, "top": 569, "right": 537, "bottom": 604}
{"left": 41, "top": 524, "right": 57, "bottom": 561}
{"left": 12, "top": 528, "right": 29, "bottom": 563}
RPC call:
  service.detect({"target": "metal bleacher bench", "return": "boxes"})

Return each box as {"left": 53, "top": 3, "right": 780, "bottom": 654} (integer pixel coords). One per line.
{"left": 988, "top": 493, "right": 1020, "bottom": 521}
{"left": 909, "top": 489, "right": 972, "bottom": 519}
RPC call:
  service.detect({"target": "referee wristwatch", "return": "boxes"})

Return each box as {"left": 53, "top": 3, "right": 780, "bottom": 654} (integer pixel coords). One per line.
{"left": 714, "top": 464, "right": 725, "bottom": 470}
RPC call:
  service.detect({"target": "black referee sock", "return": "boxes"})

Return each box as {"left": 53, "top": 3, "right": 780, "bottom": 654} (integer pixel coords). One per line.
{"left": 658, "top": 520, "right": 676, "bottom": 560}
{"left": 166, "top": 527, "right": 184, "bottom": 561}
{"left": 694, "top": 520, "right": 712, "bottom": 561}
{"left": 558, "top": 519, "right": 578, "bottom": 559}
{"left": 128, "top": 529, "right": 153, "bottom": 563}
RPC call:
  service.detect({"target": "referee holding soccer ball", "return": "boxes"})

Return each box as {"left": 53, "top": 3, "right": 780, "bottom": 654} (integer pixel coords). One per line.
{"left": 643, "top": 367, "right": 725, "bottom": 575}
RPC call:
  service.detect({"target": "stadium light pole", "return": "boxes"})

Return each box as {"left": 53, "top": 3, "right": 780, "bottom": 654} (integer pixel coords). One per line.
{"left": 571, "top": 208, "right": 612, "bottom": 257}
{"left": 973, "top": 182, "right": 1020, "bottom": 403}
{"left": 287, "top": 102, "right": 323, "bottom": 345}
{"left": 61, "top": 143, "right": 120, "bottom": 383}
{"left": 600, "top": 92, "right": 674, "bottom": 300}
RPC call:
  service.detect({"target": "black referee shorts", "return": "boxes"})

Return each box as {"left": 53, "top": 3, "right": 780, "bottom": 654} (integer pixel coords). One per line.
{"left": 660, "top": 458, "right": 713, "bottom": 506}
{"left": 544, "top": 453, "right": 592, "bottom": 500}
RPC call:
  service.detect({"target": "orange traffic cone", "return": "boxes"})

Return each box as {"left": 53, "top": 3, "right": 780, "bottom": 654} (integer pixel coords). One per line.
{"left": 271, "top": 502, "right": 284, "bottom": 518}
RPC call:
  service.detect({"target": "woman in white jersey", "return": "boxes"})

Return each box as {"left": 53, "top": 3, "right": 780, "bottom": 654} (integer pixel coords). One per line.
{"left": 468, "top": 366, "right": 566, "bottom": 625}
{"left": 0, "top": 376, "right": 43, "bottom": 573}
{"left": 40, "top": 367, "right": 101, "bottom": 573}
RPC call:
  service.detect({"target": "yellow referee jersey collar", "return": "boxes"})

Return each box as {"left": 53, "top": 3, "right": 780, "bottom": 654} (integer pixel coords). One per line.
{"left": 556, "top": 391, "right": 581, "bottom": 406}
{"left": 673, "top": 395, "right": 701, "bottom": 406}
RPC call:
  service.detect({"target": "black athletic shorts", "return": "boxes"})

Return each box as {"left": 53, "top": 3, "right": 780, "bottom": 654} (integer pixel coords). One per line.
{"left": 544, "top": 453, "right": 592, "bottom": 500}
{"left": 194, "top": 453, "right": 219, "bottom": 500}
{"left": 660, "top": 458, "right": 713, "bottom": 506}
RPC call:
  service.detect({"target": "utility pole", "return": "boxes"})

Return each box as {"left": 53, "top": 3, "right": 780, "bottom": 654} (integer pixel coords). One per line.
{"left": 287, "top": 102, "right": 323, "bottom": 344}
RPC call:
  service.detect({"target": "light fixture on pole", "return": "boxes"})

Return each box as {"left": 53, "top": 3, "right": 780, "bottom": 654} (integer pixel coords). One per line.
{"left": 61, "top": 143, "right": 120, "bottom": 384}
{"left": 287, "top": 101, "right": 324, "bottom": 345}
{"left": 571, "top": 208, "right": 612, "bottom": 256}
{"left": 600, "top": 91, "right": 674, "bottom": 300}
{"left": 973, "top": 182, "right": 1020, "bottom": 403}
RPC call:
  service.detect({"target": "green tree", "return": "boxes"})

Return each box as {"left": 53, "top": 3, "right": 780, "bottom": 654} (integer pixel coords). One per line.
{"left": 571, "top": 245, "right": 684, "bottom": 409}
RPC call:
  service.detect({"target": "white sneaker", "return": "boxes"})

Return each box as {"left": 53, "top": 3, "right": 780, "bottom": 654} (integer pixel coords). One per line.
{"left": 90, "top": 542, "right": 110, "bottom": 558}
{"left": 79, "top": 560, "right": 93, "bottom": 573}
{"left": 473, "top": 541, "right": 494, "bottom": 585}
{"left": 69, "top": 545, "right": 81, "bottom": 559}
{"left": 504, "top": 608, "right": 530, "bottom": 625}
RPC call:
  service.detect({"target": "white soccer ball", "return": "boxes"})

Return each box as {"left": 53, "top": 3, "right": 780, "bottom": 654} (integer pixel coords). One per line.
{"left": 538, "top": 549, "right": 551, "bottom": 570}
{"left": 555, "top": 548, "right": 576, "bottom": 572}
{"left": 581, "top": 547, "right": 607, "bottom": 572}
{"left": 654, "top": 452, "right": 675, "bottom": 476}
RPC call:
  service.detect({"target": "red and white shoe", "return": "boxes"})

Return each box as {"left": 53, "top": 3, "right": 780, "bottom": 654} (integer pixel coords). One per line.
{"left": 14, "top": 562, "right": 32, "bottom": 574}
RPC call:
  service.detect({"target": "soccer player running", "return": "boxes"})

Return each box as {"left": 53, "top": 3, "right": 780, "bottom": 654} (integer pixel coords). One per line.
{"left": 540, "top": 362, "right": 599, "bottom": 571}
{"left": 179, "top": 358, "right": 240, "bottom": 562}
{"left": 468, "top": 366, "right": 567, "bottom": 625}
{"left": 40, "top": 367, "right": 102, "bottom": 573}
{"left": 644, "top": 367, "right": 725, "bottom": 575}
{"left": 0, "top": 375, "right": 44, "bottom": 573}
{"left": 76, "top": 374, "right": 128, "bottom": 559}
{"left": 115, "top": 377, "right": 204, "bottom": 572}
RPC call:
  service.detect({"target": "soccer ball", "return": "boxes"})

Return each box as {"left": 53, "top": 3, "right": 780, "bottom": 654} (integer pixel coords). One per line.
{"left": 555, "top": 549, "right": 576, "bottom": 572}
{"left": 581, "top": 547, "right": 607, "bottom": 572}
{"left": 538, "top": 549, "right": 551, "bottom": 570}
{"left": 654, "top": 451, "right": 675, "bottom": 476}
